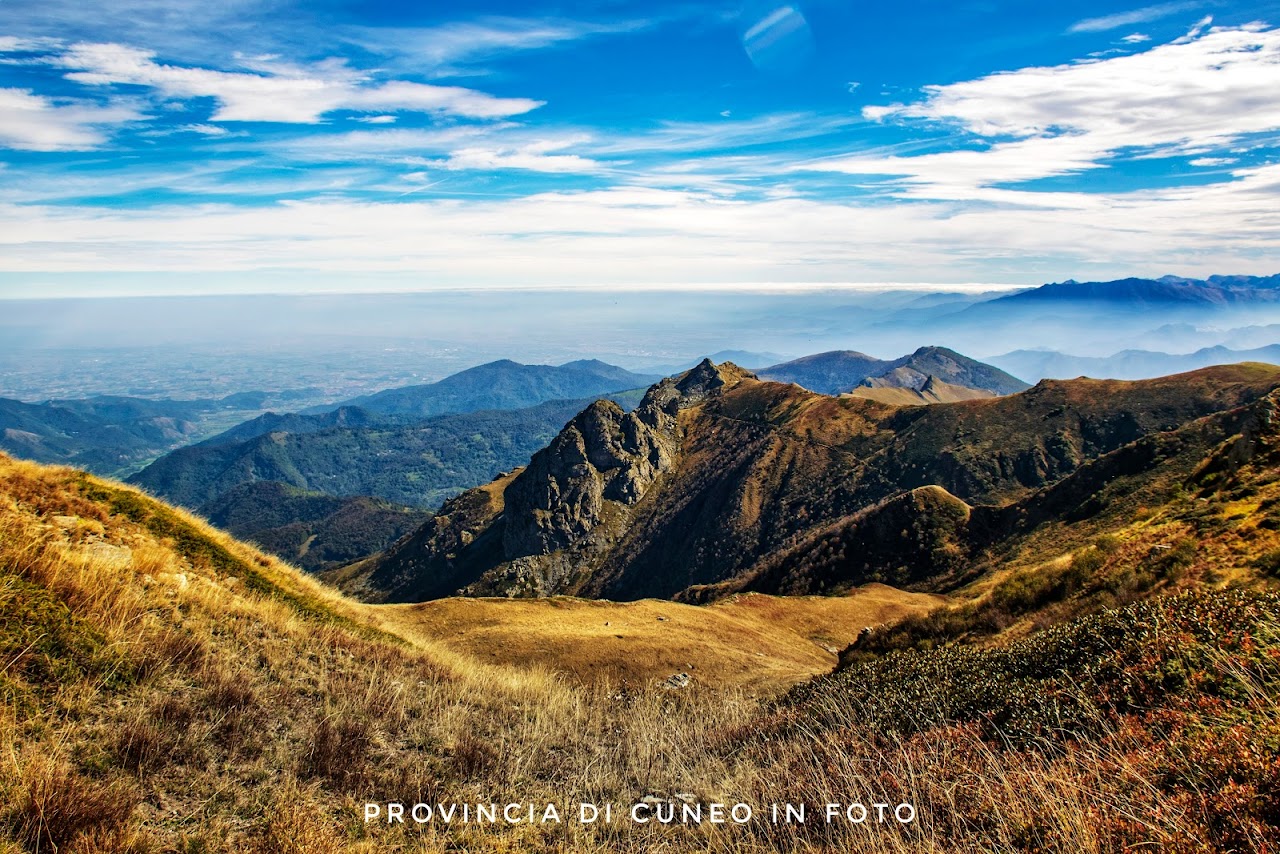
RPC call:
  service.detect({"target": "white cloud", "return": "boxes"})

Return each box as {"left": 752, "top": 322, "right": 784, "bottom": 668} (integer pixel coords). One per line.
{"left": 363, "top": 17, "right": 648, "bottom": 71}
{"left": 1176, "top": 15, "right": 1215, "bottom": 42}
{"left": 356, "top": 115, "right": 397, "bottom": 124}
{"left": 1121, "top": 33, "right": 1151, "bottom": 43}
{"left": 0, "top": 87, "right": 141, "bottom": 151}
{"left": 0, "top": 36, "right": 64, "bottom": 53}
{"left": 178, "top": 123, "right": 230, "bottom": 136}
{"left": 803, "top": 135, "right": 1111, "bottom": 197}
{"left": 815, "top": 24, "right": 1280, "bottom": 196}
{"left": 592, "top": 112, "right": 857, "bottom": 155}
{"left": 1189, "top": 156, "right": 1237, "bottom": 166}
{"left": 57, "top": 42, "right": 542, "bottom": 122}
{"left": 1, "top": 164, "right": 1276, "bottom": 285}
{"left": 1068, "top": 2, "right": 1202, "bottom": 33}
{"left": 430, "top": 138, "right": 602, "bottom": 174}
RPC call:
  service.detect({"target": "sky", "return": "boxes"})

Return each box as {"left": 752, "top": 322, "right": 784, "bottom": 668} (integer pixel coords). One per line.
{"left": 1, "top": 0, "right": 1279, "bottom": 296}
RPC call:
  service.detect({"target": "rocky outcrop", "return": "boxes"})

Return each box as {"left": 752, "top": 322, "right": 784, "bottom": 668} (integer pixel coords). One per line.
{"left": 501, "top": 399, "right": 676, "bottom": 557}
{"left": 501, "top": 359, "right": 752, "bottom": 559}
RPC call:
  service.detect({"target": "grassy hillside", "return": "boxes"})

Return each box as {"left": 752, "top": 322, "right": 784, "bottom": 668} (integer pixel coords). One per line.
{"left": 377, "top": 585, "right": 943, "bottom": 690}
{"left": 3, "top": 452, "right": 1278, "bottom": 852}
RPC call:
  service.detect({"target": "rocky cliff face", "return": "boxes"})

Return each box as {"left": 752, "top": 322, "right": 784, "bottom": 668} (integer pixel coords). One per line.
{"left": 502, "top": 359, "right": 746, "bottom": 557}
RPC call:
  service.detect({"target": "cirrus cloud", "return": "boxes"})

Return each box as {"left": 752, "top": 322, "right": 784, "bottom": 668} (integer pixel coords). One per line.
{"left": 57, "top": 42, "right": 543, "bottom": 123}
{"left": 0, "top": 87, "right": 142, "bottom": 150}
{"left": 807, "top": 23, "right": 1280, "bottom": 197}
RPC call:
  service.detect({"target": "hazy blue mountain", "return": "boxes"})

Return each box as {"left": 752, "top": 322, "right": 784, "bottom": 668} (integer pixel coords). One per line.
{"left": 757, "top": 351, "right": 890, "bottom": 394}
{"left": 991, "top": 275, "right": 1280, "bottom": 307}
{"left": 990, "top": 345, "right": 1280, "bottom": 382}
{"left": 196, "top": 406, "right": 390, "bottom": 447}
{"left": 129, "top": 391, "right": 646, "bottom": 510}
{"left": 0, "top": 390, "right": 335, "bottom": 477}
{"left": 1, "top": 396, "right": 202, "bottom": 476}
{"left": 324, "top": 359, "right": 658, "bottom": 418}
{"left": 759, "top": 346, "right": 1029, "bottom": 396}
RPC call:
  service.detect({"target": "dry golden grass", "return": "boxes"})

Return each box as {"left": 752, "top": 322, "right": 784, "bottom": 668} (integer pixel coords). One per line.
{"left": 2, "top": 452, "right": 1276, "bottom": 853}
{"left": 844, "top": 381, "right": 995, "bottom": 406}
{"left": 373, "top": 584, "right": 943, "bottom": 689}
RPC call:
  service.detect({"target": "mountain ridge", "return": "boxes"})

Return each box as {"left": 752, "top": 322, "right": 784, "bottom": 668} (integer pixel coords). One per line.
{"left": 339, "top": 360, "right": 1280, "bottom": 604}
{"left": 758, "top": 345, "right": 1029, "bottom": 396}
{"left": 998, "top": 274, "right": 1280, "bottom": 306}
{"left": 320, "top": 358, "right": 658, "bottom": 418}
{"left": 990, "top": 344, "right": 1280, "bottom": 382}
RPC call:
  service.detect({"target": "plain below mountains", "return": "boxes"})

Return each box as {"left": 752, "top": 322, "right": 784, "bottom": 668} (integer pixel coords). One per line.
{"left": 340, "top": 358, "right": 1280, "bottom": 607}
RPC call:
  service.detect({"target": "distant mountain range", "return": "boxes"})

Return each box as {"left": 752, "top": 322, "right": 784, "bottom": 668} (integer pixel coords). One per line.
{"left": 845, "top": 275, "right": 1280, "bottom": 359}
{"left": 990, "top": 345, "right": 1280, "bottom": 382}
{"left": 758, "top": 346, "right": 1029, "bottom": 396}
{"left": 125, "top": 350, "right": 1021, "bottom": 572}
{"left": 0, "top": 391, "right": 306, "bottom": 477}
{"left": 322, "top": 358, "right": 657, "bottom": 417}
{"left": 996, "top": 274, "right": 1280, "bottom": 306}
{"left": 338, "top": 360, "right": 1280, "bottom": 603}
{"left": 128, "top": 392, "right": 645, "bottom": 512}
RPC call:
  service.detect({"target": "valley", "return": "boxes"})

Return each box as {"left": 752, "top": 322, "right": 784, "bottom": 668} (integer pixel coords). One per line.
{"left": 371, "top": 585, "right": 945, "bottom": 689}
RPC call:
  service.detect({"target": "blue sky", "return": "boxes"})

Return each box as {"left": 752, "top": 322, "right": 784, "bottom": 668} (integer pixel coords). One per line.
{"left": 1, "top": 0, "right": 1279, "bottom": 295}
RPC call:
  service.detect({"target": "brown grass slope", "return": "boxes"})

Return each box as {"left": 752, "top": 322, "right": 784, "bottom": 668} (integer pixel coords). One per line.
{"left": 4, "top": 453, "right": 1280, "bottom": 853}
{"left": 847, "top": 376, "right": 995, "bottom": 405}
{"left": 347, "top": 361, "right": 1280, "bottom": 604}
{"left": 376, "top": 584, "right": 943, "bottom": 690}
